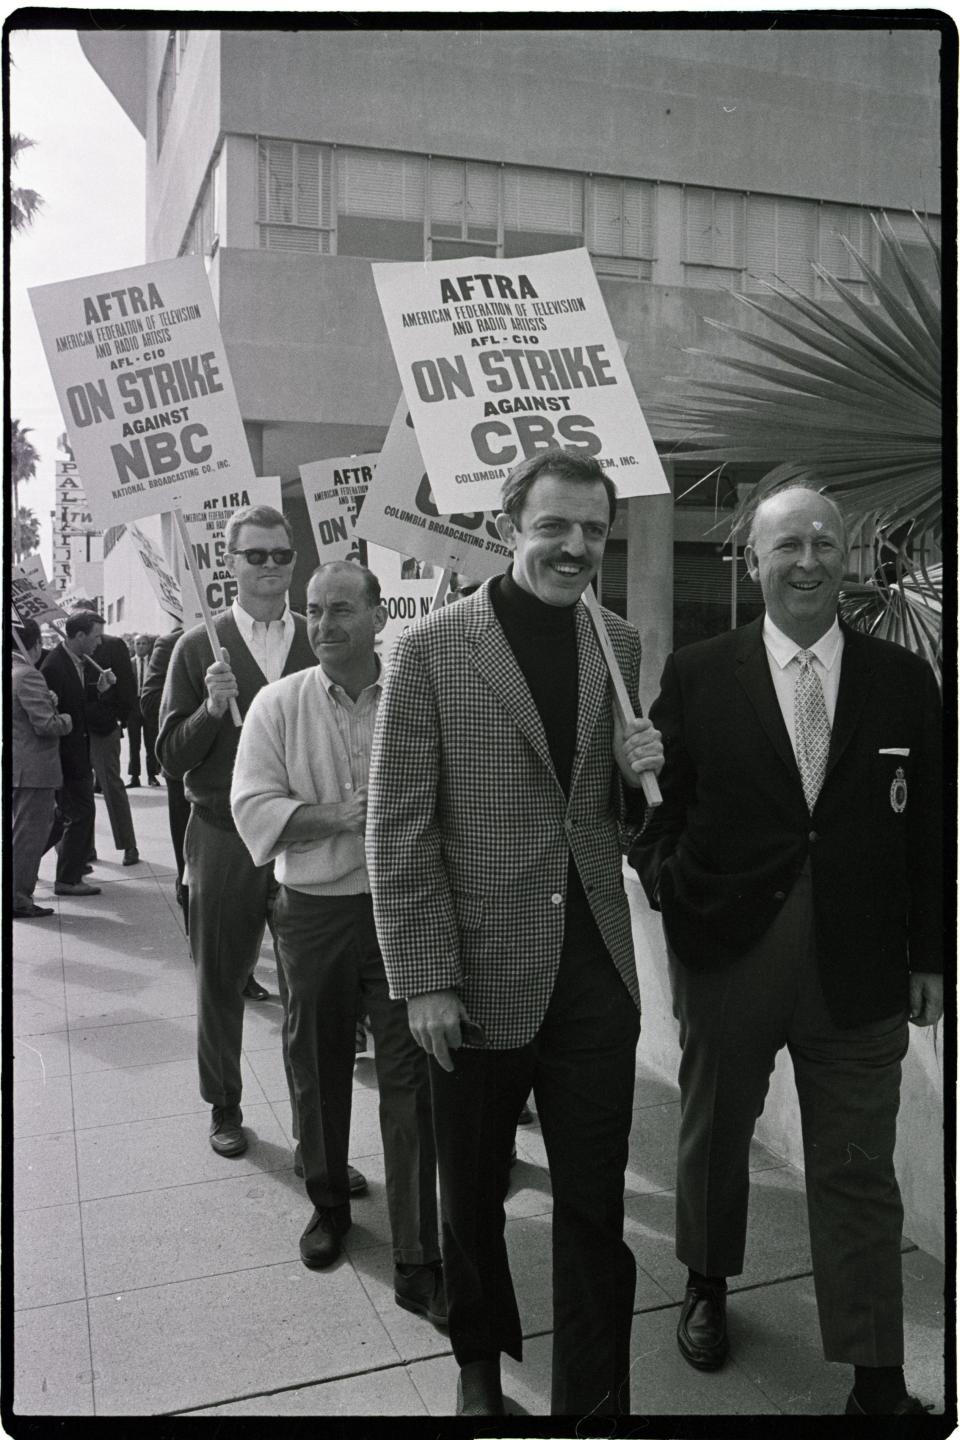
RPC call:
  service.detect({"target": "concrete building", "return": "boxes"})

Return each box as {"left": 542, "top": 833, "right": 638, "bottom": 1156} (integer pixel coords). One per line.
{"left": 79, "top": 23, "right": 945, "bottom": 1255}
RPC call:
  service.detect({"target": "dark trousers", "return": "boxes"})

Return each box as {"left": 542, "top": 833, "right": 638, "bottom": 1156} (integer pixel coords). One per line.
{"left": 89, "top": 727, "right": 137, "bottom": 851}
{"left": 53, "top": 773, "right": 96, "bottom": 884}
{"left": 165, "top": 774, "right": 190, "bottom": 929}
{"left": 273, "top": 887, "right": 440, "bottom": 1264}
{"left": 127, "top": 704, "right": 159, "bottom": 781}
{"left": 13, "top": 787, "right": 57, "bottom": 909}
{"left": 430, "top": 930, "right": 640, "bottom": 1416}
{"left": 670, "top": 865, "right": 909, "bottom": 1366}
{"left": 185, "top": 809, "right": 292, "bottom": 1110}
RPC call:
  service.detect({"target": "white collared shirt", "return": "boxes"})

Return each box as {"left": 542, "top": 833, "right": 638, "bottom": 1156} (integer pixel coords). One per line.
{"left": 231, "top": 600, "right": 295, "bottom": 683}
{"left": 761, "top": 615, "right": 844, "bottom": 761}
{"left": 317, "top": 662, "right": 383, "bottom": 798}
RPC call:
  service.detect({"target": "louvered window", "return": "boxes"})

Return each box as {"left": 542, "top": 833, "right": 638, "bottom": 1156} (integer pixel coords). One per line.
{"left": 257, "top": 139, "right": 332, "bottom": 253}
{"left": 428, "top": 159, "right": 499, "bottom": 259}
{"left": 878, "top": 209, "right": 940, "bottom": 303}
{"left": 502, "top": 167, "right": 583, "bottom": 257}
{"left": 745, "top": 195, "right": 818, "bottom": 296}
{"left": 817, "top": 203, "right": 877, "bottom": 293}
{"left": 683, "top": 187, "right": 745, "bottom": 286}
{"left": 336, "top": 149, "right": 426, "bottom": 259}
{"left": 588, "top": 178, "right": 655, "bottom": 280}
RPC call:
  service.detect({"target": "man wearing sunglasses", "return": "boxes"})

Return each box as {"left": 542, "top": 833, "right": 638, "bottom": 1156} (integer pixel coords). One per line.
{"left": 158, "top": 504, "right": 319, "bottom": 1161}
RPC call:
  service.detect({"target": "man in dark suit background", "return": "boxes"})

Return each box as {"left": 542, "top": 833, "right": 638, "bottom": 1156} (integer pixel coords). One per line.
{"left": 76, "top": 604, "right": 140, "bottom": 867}
{"left": 126, "top": 633, "right": 162, "bottom": 788}
{"left": 12, "top": 618, "right": 74, "bottom": 917}
{"left": 631, "top": 485, "right": 942, "bottom": 1416}
{"left": 40, "top": 609, "right": 111, "bottom": 897}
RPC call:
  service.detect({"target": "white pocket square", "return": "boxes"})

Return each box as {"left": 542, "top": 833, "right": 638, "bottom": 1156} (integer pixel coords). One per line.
{"left": 878, "top": 747, "right": 910, "bottom": 756}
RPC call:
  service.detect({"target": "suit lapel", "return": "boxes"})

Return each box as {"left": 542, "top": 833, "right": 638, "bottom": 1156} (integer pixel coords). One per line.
{"left": 734, "top": 618, "right": 799, "bottom": 783}
{"left": 826, "top": 623, "right": 878, "bottom": 779}
{"left": 471, "top": 614, "right": 555, "bottom": 773}
{"left": 571, "top": 601, "right": 608, "bottom": 794}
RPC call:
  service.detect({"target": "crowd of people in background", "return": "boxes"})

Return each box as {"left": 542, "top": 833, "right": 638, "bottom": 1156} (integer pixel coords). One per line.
{"left": 10, "top": 450, "right": 943, "bottom": 1419}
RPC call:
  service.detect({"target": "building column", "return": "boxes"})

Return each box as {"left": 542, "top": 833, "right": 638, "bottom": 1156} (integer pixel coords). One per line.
{"left": 626, "top": 465, "right": 674, "bottom": 716}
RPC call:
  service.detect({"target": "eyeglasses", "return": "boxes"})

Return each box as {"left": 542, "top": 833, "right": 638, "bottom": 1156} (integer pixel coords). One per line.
{"left": 229, "top": 548, "right": 296, "bottom": 566}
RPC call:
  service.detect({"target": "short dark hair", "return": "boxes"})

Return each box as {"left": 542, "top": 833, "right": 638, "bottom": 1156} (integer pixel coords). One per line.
{"left": 225, "top": 504, "right": 294, "bottom": 551}
{"left": 307, "top": 560, "right": 382, "bottom": 607}
{"left": 64, "top": 609, "right": 104, "bottom": 638}
{"left": 499, "top": 447, "right": 617, "bottom": 528}
{"left": 745, "top": 483, "right": 849, "bottom": 550}
{"left": 15, "top": 619, "right": 41, "bottom": 650}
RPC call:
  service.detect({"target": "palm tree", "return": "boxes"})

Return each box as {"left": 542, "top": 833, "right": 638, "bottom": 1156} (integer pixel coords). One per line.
{"left": 10, "top": 133, "right": 43, "bottom": 233}
{"left": 654, "top": 214, "right": 942, "bottom": 679}
{"left": 10, "top": 420, "right": 41, "bottom": 564}
{"left": 15, "top": 506, "right": 41, "bottom": 558}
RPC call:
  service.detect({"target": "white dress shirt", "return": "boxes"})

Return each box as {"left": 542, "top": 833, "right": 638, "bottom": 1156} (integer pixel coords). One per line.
{"left": 761, "top": 615, "right": 844, "bottom": 763}
{"left": 231, "top": 600, "right": 295, "bottom": 683}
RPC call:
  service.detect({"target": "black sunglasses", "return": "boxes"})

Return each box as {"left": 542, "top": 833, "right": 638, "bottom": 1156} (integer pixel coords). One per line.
{"left": 230, "top": 548, "right": 296, "bottom": 566}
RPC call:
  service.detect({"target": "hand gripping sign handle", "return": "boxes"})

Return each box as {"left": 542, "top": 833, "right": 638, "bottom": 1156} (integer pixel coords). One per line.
{"left": 582, "top": 586, "right": 661, "bottom": 808}
{"left": 173, "top": 508, "right": 243, "bottom": 728}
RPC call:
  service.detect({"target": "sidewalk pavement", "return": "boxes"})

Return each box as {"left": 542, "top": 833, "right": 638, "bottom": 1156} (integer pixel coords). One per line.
{"left": 10, "top": 784, "right": 950, "bottom": 1420}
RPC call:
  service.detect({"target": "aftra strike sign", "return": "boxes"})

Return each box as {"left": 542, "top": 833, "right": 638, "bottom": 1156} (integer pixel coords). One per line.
{"left": 300, "top": 455, "right": 376, "bottom": 563}
{"left": 372, "top": 247, "right": 669, "bottom": 512}
{"left": 29, "top": 258, "right": 254, "bottom": 528}
{"left": 178, "top": 478, "right": 283, "bottom": 624}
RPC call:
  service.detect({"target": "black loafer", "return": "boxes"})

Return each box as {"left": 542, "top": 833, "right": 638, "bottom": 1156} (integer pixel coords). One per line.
{"left": 299, "top": 1204, "right": 351, "bottom": 1269}
{"left": 845, "top": 1391, "right": 932, "bottom": 1415}
{"left": 242, "top": 976, "right": 269, "bottom": 1000}
{"left": 209, "top": 1105, "right": 247, "bottom": 1157}
{"left": 394, "top": 1261, "right": 448, "bottom": 1328}
{"left": 677, "top": 1279, "right": 728, "bottom": 1370}
{"left": 456, "top": 1359, "right": 504, "bottom": 1416}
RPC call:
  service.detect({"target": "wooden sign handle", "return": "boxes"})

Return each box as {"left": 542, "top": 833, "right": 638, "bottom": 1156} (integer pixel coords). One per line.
{"left": 582, "top": 586, "right": 661, "bottom": 808}
{"left": 173, "top": 508, "right": 242, "bottom": 728}
{"left": 430, "top": 568, "right": 454, "bottom": 610}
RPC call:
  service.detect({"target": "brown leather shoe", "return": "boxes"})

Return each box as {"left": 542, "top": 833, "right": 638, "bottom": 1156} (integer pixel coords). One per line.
{"left": 299, "top": 1204, "right": 351, "bottom": 1269}
{"left": 677, "top": 1279, "right": 728, "bottom": 1370}
{"left": 209, "top": 1105, "right": 247, "bottom": 1157}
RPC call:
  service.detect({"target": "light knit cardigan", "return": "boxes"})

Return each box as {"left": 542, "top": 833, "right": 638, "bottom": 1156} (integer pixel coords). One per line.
{"left": 230, "top": 666, "right": 373, "bottom": 896}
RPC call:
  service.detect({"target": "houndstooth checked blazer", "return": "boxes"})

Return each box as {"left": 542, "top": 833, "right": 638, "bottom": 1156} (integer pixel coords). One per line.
{"left": 366, "top": 578, "right": 643, "bottom": 1050}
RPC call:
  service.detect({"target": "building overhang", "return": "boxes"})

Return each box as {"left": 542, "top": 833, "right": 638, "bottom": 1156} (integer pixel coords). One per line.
{"left": 77, "top": 29, "right": 148, "bottom": 135}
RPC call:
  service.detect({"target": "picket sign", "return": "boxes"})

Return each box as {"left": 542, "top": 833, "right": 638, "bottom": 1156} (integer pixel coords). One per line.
{"left": 430, "top": 568, "right": 454, "bottom": 610}
{"left": 581, "top": 587, "right": 661, "bottom": 808}
{"left": 172, "top": 508, "right": 242, "bottom": 728}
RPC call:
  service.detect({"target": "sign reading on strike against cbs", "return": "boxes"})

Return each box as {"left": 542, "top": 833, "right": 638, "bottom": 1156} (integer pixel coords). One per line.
{"left": 372, "top": 247, "right": 669, "bottom": 513}
{"left": 29, "top": 257, "right": 254, "bottom": 529}
{"left": 178, "top": 477, "right": 283, "bottom": 625}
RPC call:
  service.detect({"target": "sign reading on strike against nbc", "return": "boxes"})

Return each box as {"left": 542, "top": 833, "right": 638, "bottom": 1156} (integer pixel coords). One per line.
{"left": 29, "top": 257, "right": 254, "bottom": 529}
{"left": 356, "top": 397, "right": 511, "bottom": 583}
{"left": 177, "top": 478, "right": 284, "bottom": 625}
{"left": 300, "top": 454, "right": 377, "bottom": 563}
{"left": 372, "top": 247, "right": 669, "bottom": 512}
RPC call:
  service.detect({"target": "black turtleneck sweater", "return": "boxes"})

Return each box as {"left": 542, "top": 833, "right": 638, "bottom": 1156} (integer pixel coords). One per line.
{"left": 490, "top": 569, "right": 604, "bottom": 948}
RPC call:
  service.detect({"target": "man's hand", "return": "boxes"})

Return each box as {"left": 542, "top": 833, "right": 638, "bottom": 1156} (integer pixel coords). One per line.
{"left": 340, "top": 786, "right": 367, "bottom": 836}
{"left": 204, "top": 647, "right": 239, "bottom": 719}
{"left": 613, "top": 713, "right": 664, "bottom": 788}
{"left": 95, "top": 667, "right": 117, "bottom": 694}
{"left": 909, "top": 972, "right": 943, "bottom": 1027}
{"left": 406, "top": 988, "right": 474, "bottom": 1072}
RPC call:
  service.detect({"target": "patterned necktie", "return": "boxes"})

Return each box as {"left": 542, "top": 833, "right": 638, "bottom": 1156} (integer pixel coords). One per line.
{"left": 794, "top": 649, "right": 831, "bottom": 811}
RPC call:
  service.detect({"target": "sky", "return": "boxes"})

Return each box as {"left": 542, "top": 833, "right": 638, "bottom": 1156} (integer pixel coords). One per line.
{"left": 9, "top": 25, "right": 146, "bottom": 570}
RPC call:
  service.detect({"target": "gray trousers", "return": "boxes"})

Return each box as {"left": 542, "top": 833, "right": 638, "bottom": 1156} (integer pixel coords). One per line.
{"left": 273, "top": 886, "right": 440, "bottom": 1266}
{"left": 13, "top": 787, "right": 57, "bottom": 909}
{"left": 670, "top": 865, "right": 909, "bottom": 1366}
{"left": 89, "top": 727, "right": 137, "bottom": 851}
{"left": 184, "top": 809, "right": 293, "bottom": 1111}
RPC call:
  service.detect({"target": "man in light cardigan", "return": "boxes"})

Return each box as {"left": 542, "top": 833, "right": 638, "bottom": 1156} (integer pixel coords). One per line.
{"left": 231, "top": 561, "right": 444, "bottom": 1324}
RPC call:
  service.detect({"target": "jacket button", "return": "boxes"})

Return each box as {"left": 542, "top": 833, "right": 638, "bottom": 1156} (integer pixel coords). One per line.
{"left": 550, "top": 893, "right": 563, "bottom": 906}
{"left": 808, "top": 830, "right": 818, "bottom": 842}
{"left": 773, "top": 890, "right": 786, "bottom": 901}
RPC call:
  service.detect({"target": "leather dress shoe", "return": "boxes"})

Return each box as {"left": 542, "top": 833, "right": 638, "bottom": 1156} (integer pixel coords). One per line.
{"left": 394, "top": 1261, "right": 447, "bottom": 1328}
{"left": 456, "top": 1359, "right": 504, "bottom": 1416}
{"left": 241, "top": 976, "right": 269, "bottom": 1000}
{"left": 299, "top": 1204, "right": 351, "bottom": 1268}
{"left": 148, "top": 777, "right": 162, "bottom": 788}
{"left": 54, "top": 881, "right": 102, "bottom": 897}
{"left": 209, "top": 1105, "right": 247, "bottom": 1157}
{"left": 292, "top": 1145, "right": 367, "bottom": 1194}
{"left": 677, "top": 1279, "right": 728, "bottom": 1370}
{"left": 126, "top": 779, "right": 140, "bottom": 788}
{"left": 845, "top": 1390, "right": 932, "bottom": 1416}
{"left": 123, "top": 848, "right": 140, "bottom": 866}
{"left": 13, "top": 904, "right": 54, "bottom": 919}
